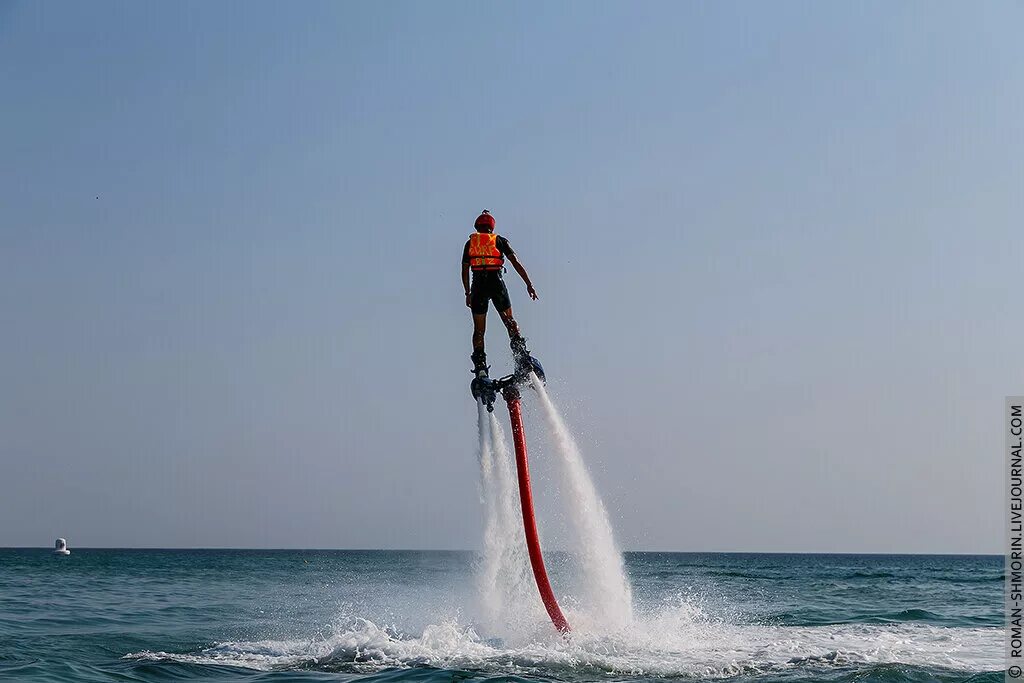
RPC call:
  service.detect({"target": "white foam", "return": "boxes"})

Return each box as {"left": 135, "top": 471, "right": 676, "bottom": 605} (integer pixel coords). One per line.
{"left": 124, "top": 607, "right": 1002, "bottom": 675}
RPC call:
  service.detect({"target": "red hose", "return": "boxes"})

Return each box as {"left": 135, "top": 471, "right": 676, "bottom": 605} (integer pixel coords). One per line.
{"left": 506, "top": 395, "right": 571, "bottom": 634}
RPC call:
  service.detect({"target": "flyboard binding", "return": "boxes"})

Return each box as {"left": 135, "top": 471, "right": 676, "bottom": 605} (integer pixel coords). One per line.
{"left": 469, "top": 340, "right": 569, "bottom": 635}
{"left": 470, "top": 339, "right": 545, "bottom": 413}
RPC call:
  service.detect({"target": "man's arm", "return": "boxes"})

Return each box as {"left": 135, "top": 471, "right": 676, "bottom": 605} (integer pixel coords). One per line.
{"left": 508, "top": 253, "right": 538, "bottom": 300}
{"left": 462, "top": 262, "right": 472, "bottom": 307}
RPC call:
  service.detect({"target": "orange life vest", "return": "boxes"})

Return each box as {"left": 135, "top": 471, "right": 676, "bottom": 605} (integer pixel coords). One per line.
{"left": 468, "top": 232, "right": 504, "bottom": 271}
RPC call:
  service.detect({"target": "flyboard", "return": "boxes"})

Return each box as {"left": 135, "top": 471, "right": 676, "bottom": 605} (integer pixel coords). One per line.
{"left": 472, "top": 352, "right": 572, "bottom": 635}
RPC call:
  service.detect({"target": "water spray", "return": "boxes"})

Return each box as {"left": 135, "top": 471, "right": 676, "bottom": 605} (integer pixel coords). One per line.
{"left": 473, "top": 357, "right": 571, "bottom": 634}
{"left": 501, "top": 382, "right": 571, "bottom": 634}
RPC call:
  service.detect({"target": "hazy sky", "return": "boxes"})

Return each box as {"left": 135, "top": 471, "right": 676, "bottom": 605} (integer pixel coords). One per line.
{"left": 1, "top": 1, "right": 1019, "bottom": 553}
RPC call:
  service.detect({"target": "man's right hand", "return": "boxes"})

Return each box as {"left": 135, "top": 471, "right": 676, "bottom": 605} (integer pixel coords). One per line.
{"left": 465, "top": 292, "right": 473, "bottom": 308}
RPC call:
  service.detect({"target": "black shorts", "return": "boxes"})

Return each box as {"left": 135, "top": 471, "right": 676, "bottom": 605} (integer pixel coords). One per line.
{"left": 470, "top": 270, "right": 511, "bottom": 315}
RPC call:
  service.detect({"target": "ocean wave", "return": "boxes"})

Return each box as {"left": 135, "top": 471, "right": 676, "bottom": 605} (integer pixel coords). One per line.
{"left": 848, "top": 571, "right": 899, "bottom": 580}
{"left": 705, "top": 570, "right": 775, "bottom": 580}
{"left": 766, "top": 608, "right": 948, "bottom": 626}
{"left": 762, "top": 606, "right": 1003, "bottom": 628}
{"left": 932, "top": 574, "right": 1004, "bottom": 585}
{"left": 866, "top": 609, "right": 946, "bottom": 623}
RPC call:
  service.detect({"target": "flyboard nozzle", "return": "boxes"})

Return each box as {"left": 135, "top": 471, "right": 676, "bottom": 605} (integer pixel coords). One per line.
{"left": 471, "top": 375, "right": 498, "bottom": 412}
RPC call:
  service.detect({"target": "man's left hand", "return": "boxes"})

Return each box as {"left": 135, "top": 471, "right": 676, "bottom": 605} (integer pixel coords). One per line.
{"left": 527, "top": 285, "right": 538, "bottom": 300}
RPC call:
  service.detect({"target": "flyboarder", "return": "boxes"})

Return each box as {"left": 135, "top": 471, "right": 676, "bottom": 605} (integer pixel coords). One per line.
{"left": 462, "top": 209, "right": 538, "bottom": 383}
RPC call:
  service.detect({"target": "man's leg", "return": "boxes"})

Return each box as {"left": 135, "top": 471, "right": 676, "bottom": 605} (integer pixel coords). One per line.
{"left": 492, "top": 277, "right": 527, "bottom": 357}
{"left": 471, "top": 312, "right": 488, "bottom": 374}
{"left": 498, "top": 307, "right": 529, "bottom": 361}
{"left": 497, "top": 307, "right": 521, "bottom": 341}
{"left": 472, "top": 313, "right": 487, "bottom": 353}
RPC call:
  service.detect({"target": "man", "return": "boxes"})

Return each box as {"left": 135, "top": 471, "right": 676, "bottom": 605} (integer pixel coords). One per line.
{"left": 461, "top": 209, "right": 538, "bottom": 379}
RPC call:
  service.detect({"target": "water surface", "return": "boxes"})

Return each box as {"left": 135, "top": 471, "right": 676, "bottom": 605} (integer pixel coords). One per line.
{"left": 0, "top": 549, "right": 1001, "bottom": 682}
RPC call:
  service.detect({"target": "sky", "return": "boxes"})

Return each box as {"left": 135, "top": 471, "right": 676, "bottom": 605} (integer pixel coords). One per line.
{"left": 1, "top": 1, "right": 1019, "bottom": 553}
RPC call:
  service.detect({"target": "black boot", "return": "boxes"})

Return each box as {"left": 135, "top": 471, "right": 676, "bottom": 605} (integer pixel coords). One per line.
{"left": 510, "top": 335, "right": 538, "bottom": 381}
{"left": 509, "top": 335, "right": 529, "bottom": 362}
{"left": 471, "top": 350, "right": 488, "bottom": 378}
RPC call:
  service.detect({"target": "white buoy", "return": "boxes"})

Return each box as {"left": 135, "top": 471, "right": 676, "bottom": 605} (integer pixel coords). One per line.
{"left": 53, "top": 538, "right": 70, "bottom": 555}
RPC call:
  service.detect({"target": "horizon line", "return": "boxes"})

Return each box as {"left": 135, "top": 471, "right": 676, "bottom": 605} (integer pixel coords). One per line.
{"left": 0, "top": 546, "right": 1001, "bottom": 557}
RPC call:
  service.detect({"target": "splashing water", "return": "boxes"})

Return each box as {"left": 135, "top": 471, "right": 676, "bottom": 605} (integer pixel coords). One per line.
{"left": 125, "top": 610, "right": 1002, "bottom": 676}
{"left": 475, "top": 400, "right": 545, "bottom": 638}
{"left": 530, "top": 373, "right": 634, "bottom": 630}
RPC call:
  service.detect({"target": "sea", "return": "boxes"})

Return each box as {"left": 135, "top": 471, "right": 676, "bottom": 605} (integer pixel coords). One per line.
{"left": 0, "top": 549, "right": 1002, "bottom": 683}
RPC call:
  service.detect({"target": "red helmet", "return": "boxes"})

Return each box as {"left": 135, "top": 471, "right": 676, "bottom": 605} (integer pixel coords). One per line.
{"left": 474, "top": 210, "right": 495, "bottom": 230}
